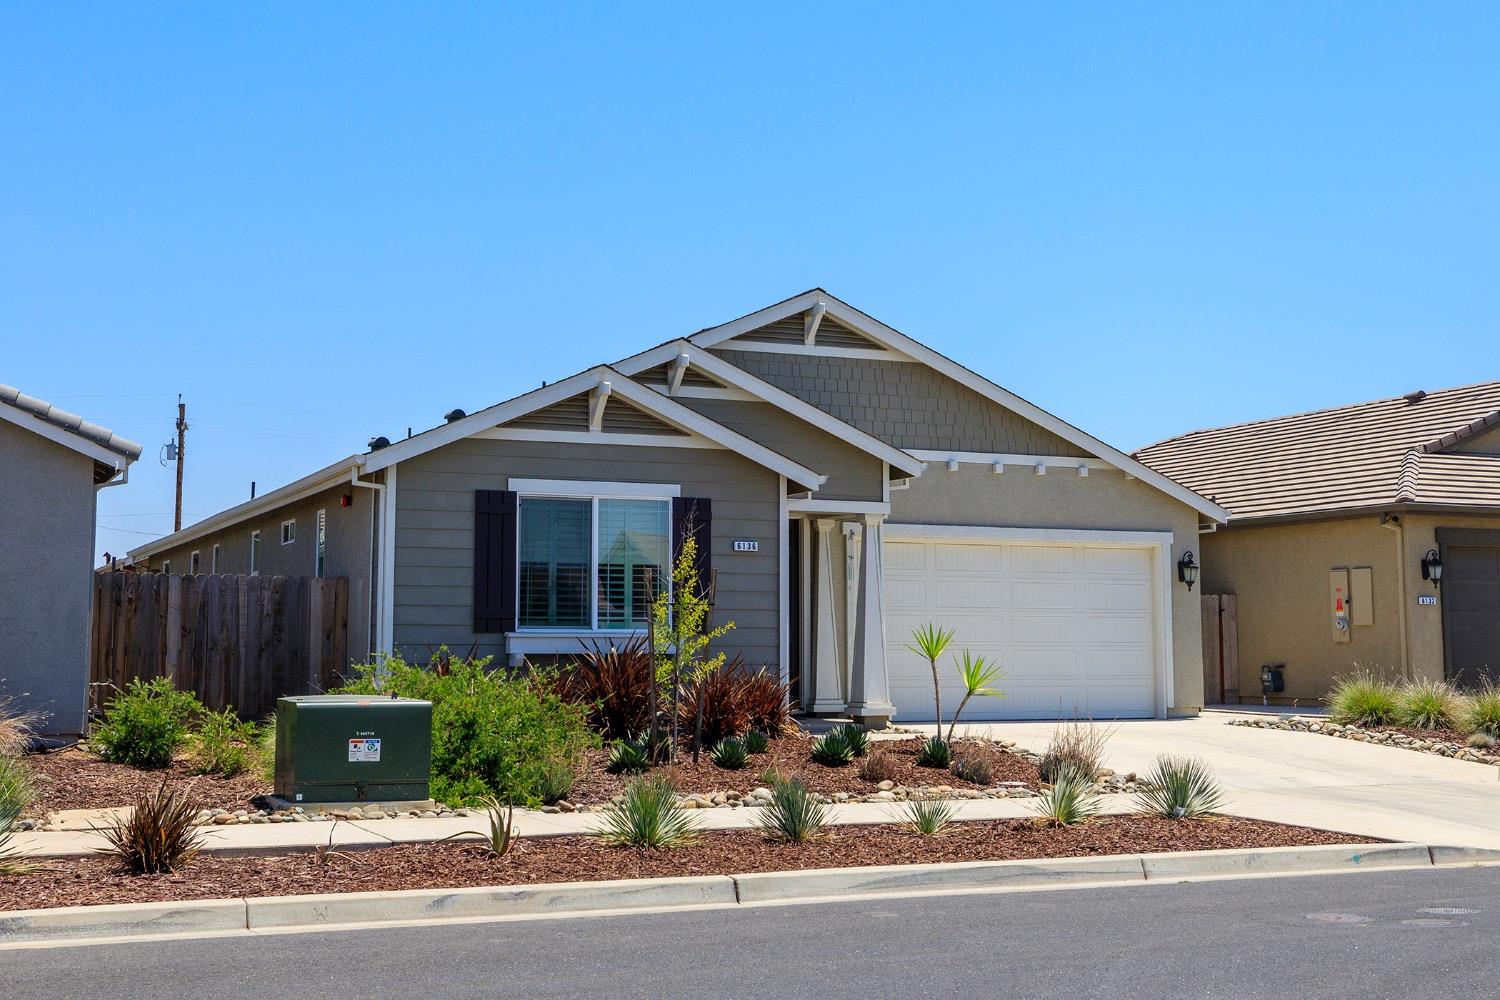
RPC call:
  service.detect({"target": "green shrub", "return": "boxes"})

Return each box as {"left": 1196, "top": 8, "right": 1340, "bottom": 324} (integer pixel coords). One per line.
{"left": 810, "top": 731, "right": 854, "bottom": 767}
{"left": 536, "top": 758, "right": 575, "bottom": 805}
{"left": 92, "top": 678, "right": 203, "bottom": 769}
{"left": 859, "top": 749, "right": 899, "bottom": 784}
{"left": 1038, "top": 720, "right": 1112, "bottom": 784}
{"left": 607, "top": 739, "right": 650, "bottom": 774}
{"left": 597, "top": 776, "right": 698, "bottom": 848}
{"left": 710, "top": 737, "right": 749, "bottom": 770}
{"left": 1135, "top": 755, "right": 1225, "bottom": 819}
{"left": 831, "top": 723, "right": 869, "bottom": 757}
{"left": 755, "top": 778, "right": 827, "bottom": 843}
{"left": 1396, "top": 678, "right": 1463, "bottom": 731}
{"left": 1033, "top": 766, "right": 1100, "bottom": 826}
{"left": 337, "top": 651, "right": 598, "bottom": 807}
{"left": 900, "top": 796, "right": 955, "bottom": 836}
{"left": 1327, "top": 672, "right": 1400, "bottom": 727}
{"left": 742, "top": 729, "right": 769, "bottom": 754}
{"left": 99, "top": 778, "right": 203, "bottom": 874}
{"left": 189, "top": 709, "right": 258, "bottom": 778}
{"left": 951, "top": 754, "right": 994, "bottom": 786}
{"left": 1463, "top": 684, "right": 1500, "bottom": 738}
{"left": 0, "top": 753, "right": 40, "bottom": 875}
{"left": 915, "top": 736, "right": 952, "bottom": 769}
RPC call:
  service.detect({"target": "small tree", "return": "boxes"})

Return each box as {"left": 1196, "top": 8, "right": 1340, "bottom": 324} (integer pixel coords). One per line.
{"left": 906, "top": 624, "right": 955, "bottom": 735}
{"left": 947, "top": 651, "right": 1004, "bottom": 743}
{"left": 650, "top": 532, "right": 734, "bottom": 760}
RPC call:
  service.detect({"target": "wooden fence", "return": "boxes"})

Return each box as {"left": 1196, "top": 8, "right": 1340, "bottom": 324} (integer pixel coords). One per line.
{"left": 90, "top": 572, "right": 350, "bottom": 718}
{"left": 1201, "top": 593, "right": 1240, "bottom": 705}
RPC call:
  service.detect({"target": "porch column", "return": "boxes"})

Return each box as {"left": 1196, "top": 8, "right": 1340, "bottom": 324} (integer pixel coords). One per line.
{"left": 846, "top": 513, "right": 895, "bottom": 727}
{"left": 810, "top": 518, "right": 847, "bottom": 714}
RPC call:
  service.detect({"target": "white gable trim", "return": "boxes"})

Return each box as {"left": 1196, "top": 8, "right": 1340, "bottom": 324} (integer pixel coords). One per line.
{"left": 475, "top": 427, "right": 717, "bottom": 449}
{"left": 617, "top": 340, "right": 929, "bottom": 479}
{"left": 0, "top": 403, "right": 130, "bottom": 469}
{"left": 690, "top": 291, "right": 1229, "bottom": 522}
{"left": 715, "top": 338, "right": 914, "bottom": 363}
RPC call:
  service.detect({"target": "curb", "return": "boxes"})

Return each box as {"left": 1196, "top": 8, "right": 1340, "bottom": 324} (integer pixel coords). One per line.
{"left": 2, "top": 842, "right": 1497, "bottom": 946}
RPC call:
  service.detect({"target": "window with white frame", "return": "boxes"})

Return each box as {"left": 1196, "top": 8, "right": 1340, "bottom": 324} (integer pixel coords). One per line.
{"left": 211, "top": 543, "right": 221, "bottom": 573}
{"left": 189, "top": 550, "right": 201, "bottom": 575}
{"left": 281, "top": 519, "right": 296, "bottom": 545}
{"left": 517, "top": 491, "right": 670, "bottom": 631}
{"left": 249, "top": 530, "right": 260, "bottom": 575}
{"left": 315, "top": 509, "right": 327, "bottom": 577}
{"left": 162, "top": 559, "right": 172, "bottom": 575}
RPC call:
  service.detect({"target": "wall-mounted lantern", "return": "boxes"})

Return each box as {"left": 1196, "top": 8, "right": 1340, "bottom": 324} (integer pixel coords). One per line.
{"left": 1178, "top": 551, "right": 1199, "bottom": 591}
{"left": 1421, "top": 549, "right": 1443, "bottom": 588}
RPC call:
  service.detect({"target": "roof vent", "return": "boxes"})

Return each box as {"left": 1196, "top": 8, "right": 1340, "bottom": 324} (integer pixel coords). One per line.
{"left": 368, "top": 435, "right": 391, "bottom": 451}
{"left": 444, "top": 408, "right": 467, "bottom": 423}
{"left": 1403, "top": 390, "right": 1428, "bottom": 404}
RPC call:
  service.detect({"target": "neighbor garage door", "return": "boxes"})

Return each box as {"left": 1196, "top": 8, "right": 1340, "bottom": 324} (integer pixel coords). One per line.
{"left": 884, "top": 534, "right": 1160, "bottom": 721}
{"left": 1443, "top": 543, "right": 1500, "bottom": 689}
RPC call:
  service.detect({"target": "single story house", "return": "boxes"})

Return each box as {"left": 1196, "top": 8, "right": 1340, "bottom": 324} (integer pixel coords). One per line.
{"left": 1135, "top": 380, "right": 1500, "bottom": 704}
{"left": 131, "top": 290, "right": 1226, "bottom": 724}
{"left": 1, "top": 384, "right": 140, "bottom": 738}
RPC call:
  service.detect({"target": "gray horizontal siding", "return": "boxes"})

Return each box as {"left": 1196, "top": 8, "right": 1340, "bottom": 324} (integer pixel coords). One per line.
{"left": 712, "top": 348, "right": 1090, "bottom": 457}
{"left": 393, "top": 438, "right": 782, "bottom": 669}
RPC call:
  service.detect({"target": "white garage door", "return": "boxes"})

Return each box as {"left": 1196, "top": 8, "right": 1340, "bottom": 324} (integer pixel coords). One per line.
{"left": 884, "top": 537, "right": 1159, "bottom": 721}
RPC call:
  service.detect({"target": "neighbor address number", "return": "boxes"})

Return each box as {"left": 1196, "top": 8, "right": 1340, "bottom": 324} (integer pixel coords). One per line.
{"left": 732, "top": 539, "right": 759, "bottom": 553}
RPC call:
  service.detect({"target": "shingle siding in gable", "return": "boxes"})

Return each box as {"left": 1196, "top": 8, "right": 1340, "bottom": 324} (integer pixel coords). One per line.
{"left": 710, "top": 348, "right": 1089, "bottom": 456}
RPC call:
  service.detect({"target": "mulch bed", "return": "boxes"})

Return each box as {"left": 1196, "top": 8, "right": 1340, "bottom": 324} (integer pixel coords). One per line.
{"left": 567, "top": 733, "right": 1041, "bottom": 804}
{"left": 0, "top": 816, "right": 1373, "bottom": 913}
{"left": 20, "top": 746, "right": 269, "bottom": 819}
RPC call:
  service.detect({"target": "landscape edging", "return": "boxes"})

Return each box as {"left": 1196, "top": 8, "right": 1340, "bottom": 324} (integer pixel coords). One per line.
{"left": 3, "top": 842, "right": 1497, "bottom": 946}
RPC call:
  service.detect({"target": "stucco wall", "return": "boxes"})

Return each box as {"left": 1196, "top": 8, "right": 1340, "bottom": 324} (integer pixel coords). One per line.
{"left": 885, "top": 464, "right": 1207, "bottom": 715}
{"left": 1201, "top": 511, "right": 1500, "bottom": 702}
{"left": 144, "top": 481, "right": 374, "bottom": 661}
{"left": 392, "top": 438, "right": 783, "bottom": 670}
{"left": 0, "top": 420, "right": 97, "bottom": 736}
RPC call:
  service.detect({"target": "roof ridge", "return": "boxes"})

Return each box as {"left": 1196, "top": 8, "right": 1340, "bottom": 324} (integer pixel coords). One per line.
{"left": 1393, "top": 449, "right": 1423, "bottom": 504}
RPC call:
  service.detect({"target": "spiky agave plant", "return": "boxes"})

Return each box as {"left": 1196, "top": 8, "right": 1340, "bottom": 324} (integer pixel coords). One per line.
{"left": 1033, "top": 766, "right": 1100, "bottom": 827}
{"left": 742, "top": 729, "right": 770, "bottom": 754}
{"left": 755, "top": 778, "right": 828, "bottom": 844}
{"left": 1135, "top": 755, "right": 1225, "bottom": 820}
{"left": 710, "top": 737, "right": 749, "bottom": 770}
{"left": 831, "top": 723, "right": 870, "bottom": 758}
{"left": 915, "top": 735, "right": 952, "bottom": 769}
{"left": 810, "top": 730, "right": 854, "bottom": 767}
{"left": 596, "top": 776, "right": 698, "bottom": 849}
{"left": 607, "top": 739, "right": 651, "bottom": 775}
{"left": 899, "top": 796, "right": 956, "bottom": 836}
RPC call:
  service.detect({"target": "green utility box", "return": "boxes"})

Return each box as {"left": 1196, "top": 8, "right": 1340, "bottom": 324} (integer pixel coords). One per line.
{"left": 274, "top": 695, "right": 432, "bottom": 804}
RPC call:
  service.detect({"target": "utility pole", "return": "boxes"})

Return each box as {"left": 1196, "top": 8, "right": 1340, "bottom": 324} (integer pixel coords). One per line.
{"left": 174, "top": 396, "right": 188, "bottom": 532}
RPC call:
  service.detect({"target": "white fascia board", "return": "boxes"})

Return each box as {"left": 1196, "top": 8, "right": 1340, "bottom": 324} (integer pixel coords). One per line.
{"left": 908, "top": 450, "right": 1114, "bottom": 471}
{"left": 617, "top": 340, "right": 928, "bottom": 479}
{"left": 689, "top": 292, "right": 1229, "bottom": 523}
{"left": 787, "top": 499, "right": 891, "bottom": 515}
{"left": 127, "top": 455, "right": 362, "bottom": 561}
{"left": 884, "top": 523, "right": 1175, "bottom": 548}
{"left": 475, "top": 427, "right": 717, "bottom": 449}
{"left": 508, "top": 478, "right": 681, "bottom": 499}
{"left": 0, "top": 404, "right": 133, "bottom": 468}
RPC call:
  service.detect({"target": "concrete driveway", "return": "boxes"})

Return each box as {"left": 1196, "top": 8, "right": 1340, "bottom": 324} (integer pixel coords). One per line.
{"left": 901, "top": 713, "right": 1500, "bottom": 848}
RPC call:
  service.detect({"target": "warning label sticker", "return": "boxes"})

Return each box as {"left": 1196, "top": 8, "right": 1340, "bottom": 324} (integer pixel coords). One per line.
{"left": 348, "top": 738, "right": 382, "bottom": 763}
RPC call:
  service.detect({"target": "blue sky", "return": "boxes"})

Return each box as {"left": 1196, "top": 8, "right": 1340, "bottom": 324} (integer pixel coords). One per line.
{"left": 3, "top": 4, "right": 1497, "bottom": 561}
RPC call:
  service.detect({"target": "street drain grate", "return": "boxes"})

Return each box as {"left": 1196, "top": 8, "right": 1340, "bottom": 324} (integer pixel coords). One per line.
{"left": 1418, "top": 907, "right": 1479, "bottom": 915}
{"left": 1305, "top": 913, "right": 1372, "bottom": 924}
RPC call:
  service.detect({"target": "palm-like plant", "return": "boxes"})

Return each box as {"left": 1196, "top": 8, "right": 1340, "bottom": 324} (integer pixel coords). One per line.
{"left": 946, "top": 651, "right": 1004, "bottom": 743}
{"left": 906, "top": 624, "right": 956, "bottom": 732}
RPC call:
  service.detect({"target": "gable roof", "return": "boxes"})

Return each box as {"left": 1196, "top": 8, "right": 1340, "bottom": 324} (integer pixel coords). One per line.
{"left": 688, "top": 289, "right": 1228, "bottom": 522}
{"left": 0, "top": 382, "right": 142, "bottom": 483}
{"left": 614, "top": 339, "right": 931, "bottom": 479}
{"left": 1134, "top": 380, "right": 1500, "bottom": 523}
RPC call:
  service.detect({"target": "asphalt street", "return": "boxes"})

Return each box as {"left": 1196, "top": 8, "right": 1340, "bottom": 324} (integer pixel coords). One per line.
{"left": 9, "top": 867, "right": 1500, "bottom": 999}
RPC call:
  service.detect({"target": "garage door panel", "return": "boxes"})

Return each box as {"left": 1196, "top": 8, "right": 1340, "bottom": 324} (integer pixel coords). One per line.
{"left": 885, "top": 536, "right": 1159, "bottom": 721}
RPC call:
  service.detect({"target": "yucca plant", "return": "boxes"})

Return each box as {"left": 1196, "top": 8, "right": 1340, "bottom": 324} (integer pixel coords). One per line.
{"left": 97, "top": 778, "right": 204, "bottom": 874}
{"left": 900, "top": 796, "right": 955, "bottom": 836}
{"left": 755, "top": 778, "right": 827, "bottom": 843}
{"left": 536, "top": 757, "right": 576, "bottom": 804}
{"left": 906, "top": 624, "right": 956, "bottom": 731}
{"left": 1136, "top": 755, "right": 1225, "bottom": 820}
{"left": 951, "top": 754, "right": 993, "bottom": 786}
{"left": 915, "top": 735, "right": 952, "bottom": 768}
{"left": 1327, "top": 672, "right": 1399, "bottom": 727}
{"left": 0, "top": 754, "right": 43, "bottom": 876}
{"left": 810, "top": 730, "right": 854, "bottom": 767}
{"left": 742, "top": 729, "right": 770, "bottom": 754}
{"left": 1033, "top": 766, "right": 1100, "bottom": 827}
{"left": 607, "top": 739, "right": 651, "bottom": 774}
{"left": 1464, "top": 684, "right": 1500, "bottom": 738}
{"left": 597, "top": 776, "right": 698, "bottom": 848}
{"left": 831, "top": 723, "right": 870, "bottom": 757}
{"left": 1396, "top": 678, "right": 1463, "bottom": 731}
{"left": 710, "top": 737, "right": 749, "bottom": 770}
{"left": 946, "top": 651, "right": 1004, "bottom": 742}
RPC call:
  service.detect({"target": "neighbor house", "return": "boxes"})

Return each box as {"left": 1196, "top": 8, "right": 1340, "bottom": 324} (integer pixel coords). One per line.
{"left": 1136, "top": 380, "right": 1500, "bottom": 705}
{"left": 130, "top": 290, "right": 1226, "bottom": 724}
{"left": 1, "top": 383, "right": 140, "bottom": 739}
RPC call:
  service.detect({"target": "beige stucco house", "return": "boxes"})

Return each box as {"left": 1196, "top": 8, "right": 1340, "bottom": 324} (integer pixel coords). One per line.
{"left": 132, "top": 290, "right": 1226, "bottom": 724}
{"left": 1136, "top": 381, "right": 1500, "bottom": 705}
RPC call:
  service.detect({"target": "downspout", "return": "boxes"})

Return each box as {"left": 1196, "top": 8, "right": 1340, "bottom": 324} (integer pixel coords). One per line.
{"left": 350, "top": 466, "right": 382, "bottom": 661}
{"left": 1380, "top": 514, "right": 1411, "bottom": 677}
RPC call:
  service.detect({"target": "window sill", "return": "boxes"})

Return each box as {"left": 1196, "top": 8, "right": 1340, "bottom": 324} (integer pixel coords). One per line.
{"left": 505, "top": 631, "right": 646, "bottom": 656}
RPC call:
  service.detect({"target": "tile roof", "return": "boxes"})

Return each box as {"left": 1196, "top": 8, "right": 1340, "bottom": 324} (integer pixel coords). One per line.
{"left": 1134, "top": 380, "right": 1500, "bottom": 522}
{"left": 0, "top": 382, "right": 144, "bottom": 461}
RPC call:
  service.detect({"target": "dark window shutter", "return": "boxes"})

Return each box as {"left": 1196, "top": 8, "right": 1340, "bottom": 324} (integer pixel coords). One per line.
{"left": 672, "top": 496, "right": 712, "bottom": 600}
{"left": 474, "top": 490, "right": 517, "bottom": 633}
